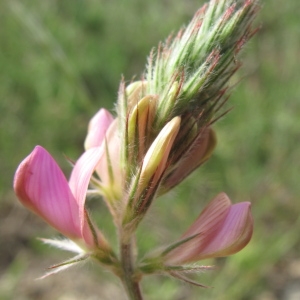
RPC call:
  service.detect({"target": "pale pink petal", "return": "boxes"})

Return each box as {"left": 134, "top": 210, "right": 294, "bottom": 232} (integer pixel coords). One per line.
{"left": 165, "top": 193, "right": 253, "bottom": 264}
{"left": 165, "top": 193, "right": 231, "bottom": 264}
{"left": 69, "top": 147, "right": 104, "bottom": 246}
{"left": 196, "top": 202, "right": 253, "bottom": 260}
{"left": 84, "top": 108, "right": 114, "bottom": 150}
{"left": 13, "top": 146, "right": 81, "bottom": 239}
{"left": 96, "top": 119, "right": 122, "bottom": 192}
{"left": 181, "top": 192, "right": 231, "bottom": 239}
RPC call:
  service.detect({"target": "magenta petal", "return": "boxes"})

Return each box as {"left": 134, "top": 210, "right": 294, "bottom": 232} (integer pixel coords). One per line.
{"left": 13, "top": 146, "right": 81, "bottom": 239}
{"left": 69, "top": 147, "right": 104, "bottom": 246}
{"left": 84, "top": 108, "right": 114, "bottom": 150}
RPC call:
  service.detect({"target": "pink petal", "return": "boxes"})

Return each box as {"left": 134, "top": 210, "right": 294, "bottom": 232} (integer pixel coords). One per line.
{"left": 13, "top": 146, "right": 81, "bottom": 239}
{"left": 96, "top": 119, "right": 122, "bottom": 191}
{"left": 165, "top": 193, "right": 231, "bottom": 264}
{"left": 84, "top": 108, "right": 114, "bottom": 150}
{"left": 165, "top": 193, "right": 253, "bottom": 264}
{"left": 181, "top": 192, "right": 231, "bottom": 239}
{"left": 69, "top": 147, "right": 104, "bottom": 246}
{"left": 197, "top": 202, "right": 253, "bottom": 260}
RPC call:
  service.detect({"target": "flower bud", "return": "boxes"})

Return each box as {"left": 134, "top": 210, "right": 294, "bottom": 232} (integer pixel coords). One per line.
{"left": 125, "top": 80, "right": 148, "bottom": 110}
{"left": 139, "top": 116, "right": 181, "bottom": 192}
{"left": 128, "top": 95, "right": 157, "bottom": 161}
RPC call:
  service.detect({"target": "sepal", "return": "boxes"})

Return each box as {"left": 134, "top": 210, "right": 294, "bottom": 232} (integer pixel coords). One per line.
{"left": 161, "top": 128, "right": 217, "bottom": 193}
{"left": 38, "top": 253, "right": 90, "bottom": 279}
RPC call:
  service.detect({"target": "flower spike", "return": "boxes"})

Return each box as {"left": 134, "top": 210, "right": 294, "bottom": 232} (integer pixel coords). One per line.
{"left": 13, "top": 0, "right": 259, "bottom": 295}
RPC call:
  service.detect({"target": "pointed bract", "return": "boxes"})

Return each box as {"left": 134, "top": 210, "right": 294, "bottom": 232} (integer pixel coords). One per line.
{"left": 38, "top": 253, "right": 90, "bottom": 279}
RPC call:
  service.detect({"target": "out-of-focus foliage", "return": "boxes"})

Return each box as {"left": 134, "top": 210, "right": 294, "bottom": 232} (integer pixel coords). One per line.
{"left": 1, "top": 0, "right": 299, "bottom": 299}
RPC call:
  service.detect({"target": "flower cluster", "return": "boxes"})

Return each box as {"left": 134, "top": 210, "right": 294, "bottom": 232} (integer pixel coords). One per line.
{"left": 14, "top": 0, "right": 259, "bottom": 294}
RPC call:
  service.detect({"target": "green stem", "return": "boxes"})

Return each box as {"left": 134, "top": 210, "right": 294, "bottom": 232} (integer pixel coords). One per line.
{"left": 120, "top": 240, "right": 143, "bottom": 300}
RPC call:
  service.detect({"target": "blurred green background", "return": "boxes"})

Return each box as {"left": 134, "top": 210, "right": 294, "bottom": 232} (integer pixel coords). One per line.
{"left": 1, "top": 0, "right": 299, "bottom": 299}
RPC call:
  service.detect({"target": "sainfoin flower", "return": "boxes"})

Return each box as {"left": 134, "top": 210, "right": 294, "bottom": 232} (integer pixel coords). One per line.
{"left": 163, "top": 193, "right": 253, "bottom": 265}
{"left": 13, "top": 145, "right": 115, "bottom": 276}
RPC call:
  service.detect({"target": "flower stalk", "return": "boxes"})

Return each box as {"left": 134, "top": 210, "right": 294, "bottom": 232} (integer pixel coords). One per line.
{"left": 120, "top": 240, "right": 143, "bottom": 300}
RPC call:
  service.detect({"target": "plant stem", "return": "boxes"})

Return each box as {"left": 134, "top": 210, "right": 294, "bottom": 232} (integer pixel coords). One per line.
{"left": 120, "top": 240, "right": 143, "bottom": 300}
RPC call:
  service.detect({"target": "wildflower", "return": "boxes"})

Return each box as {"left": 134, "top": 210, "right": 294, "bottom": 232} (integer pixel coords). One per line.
{"left": 163, "top": 193, "right": 253, "bottom": 265}
{"left": 139, "top": 193, "right": 253, "bottom": 284}
{"left": 13, "top": 146, "right": 115, "bottom": 276}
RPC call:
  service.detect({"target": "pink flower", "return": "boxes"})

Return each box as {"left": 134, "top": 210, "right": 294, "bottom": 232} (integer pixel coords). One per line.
{"left": 14, "top": 146, "right": 108, "bottom": 250}
{"left": 164, "top": 193, "right": 253, "bottom": 265}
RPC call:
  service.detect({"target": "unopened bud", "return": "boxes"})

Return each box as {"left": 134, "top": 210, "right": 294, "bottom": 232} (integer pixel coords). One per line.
{"left": 126, "top": 80, "right": 148, "bottom": 110}
{"left": 128, "top": 95, "right": 157, "bottom": 157}
{"left": 139, "top": 116, "right": 181, "bottom": 191}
